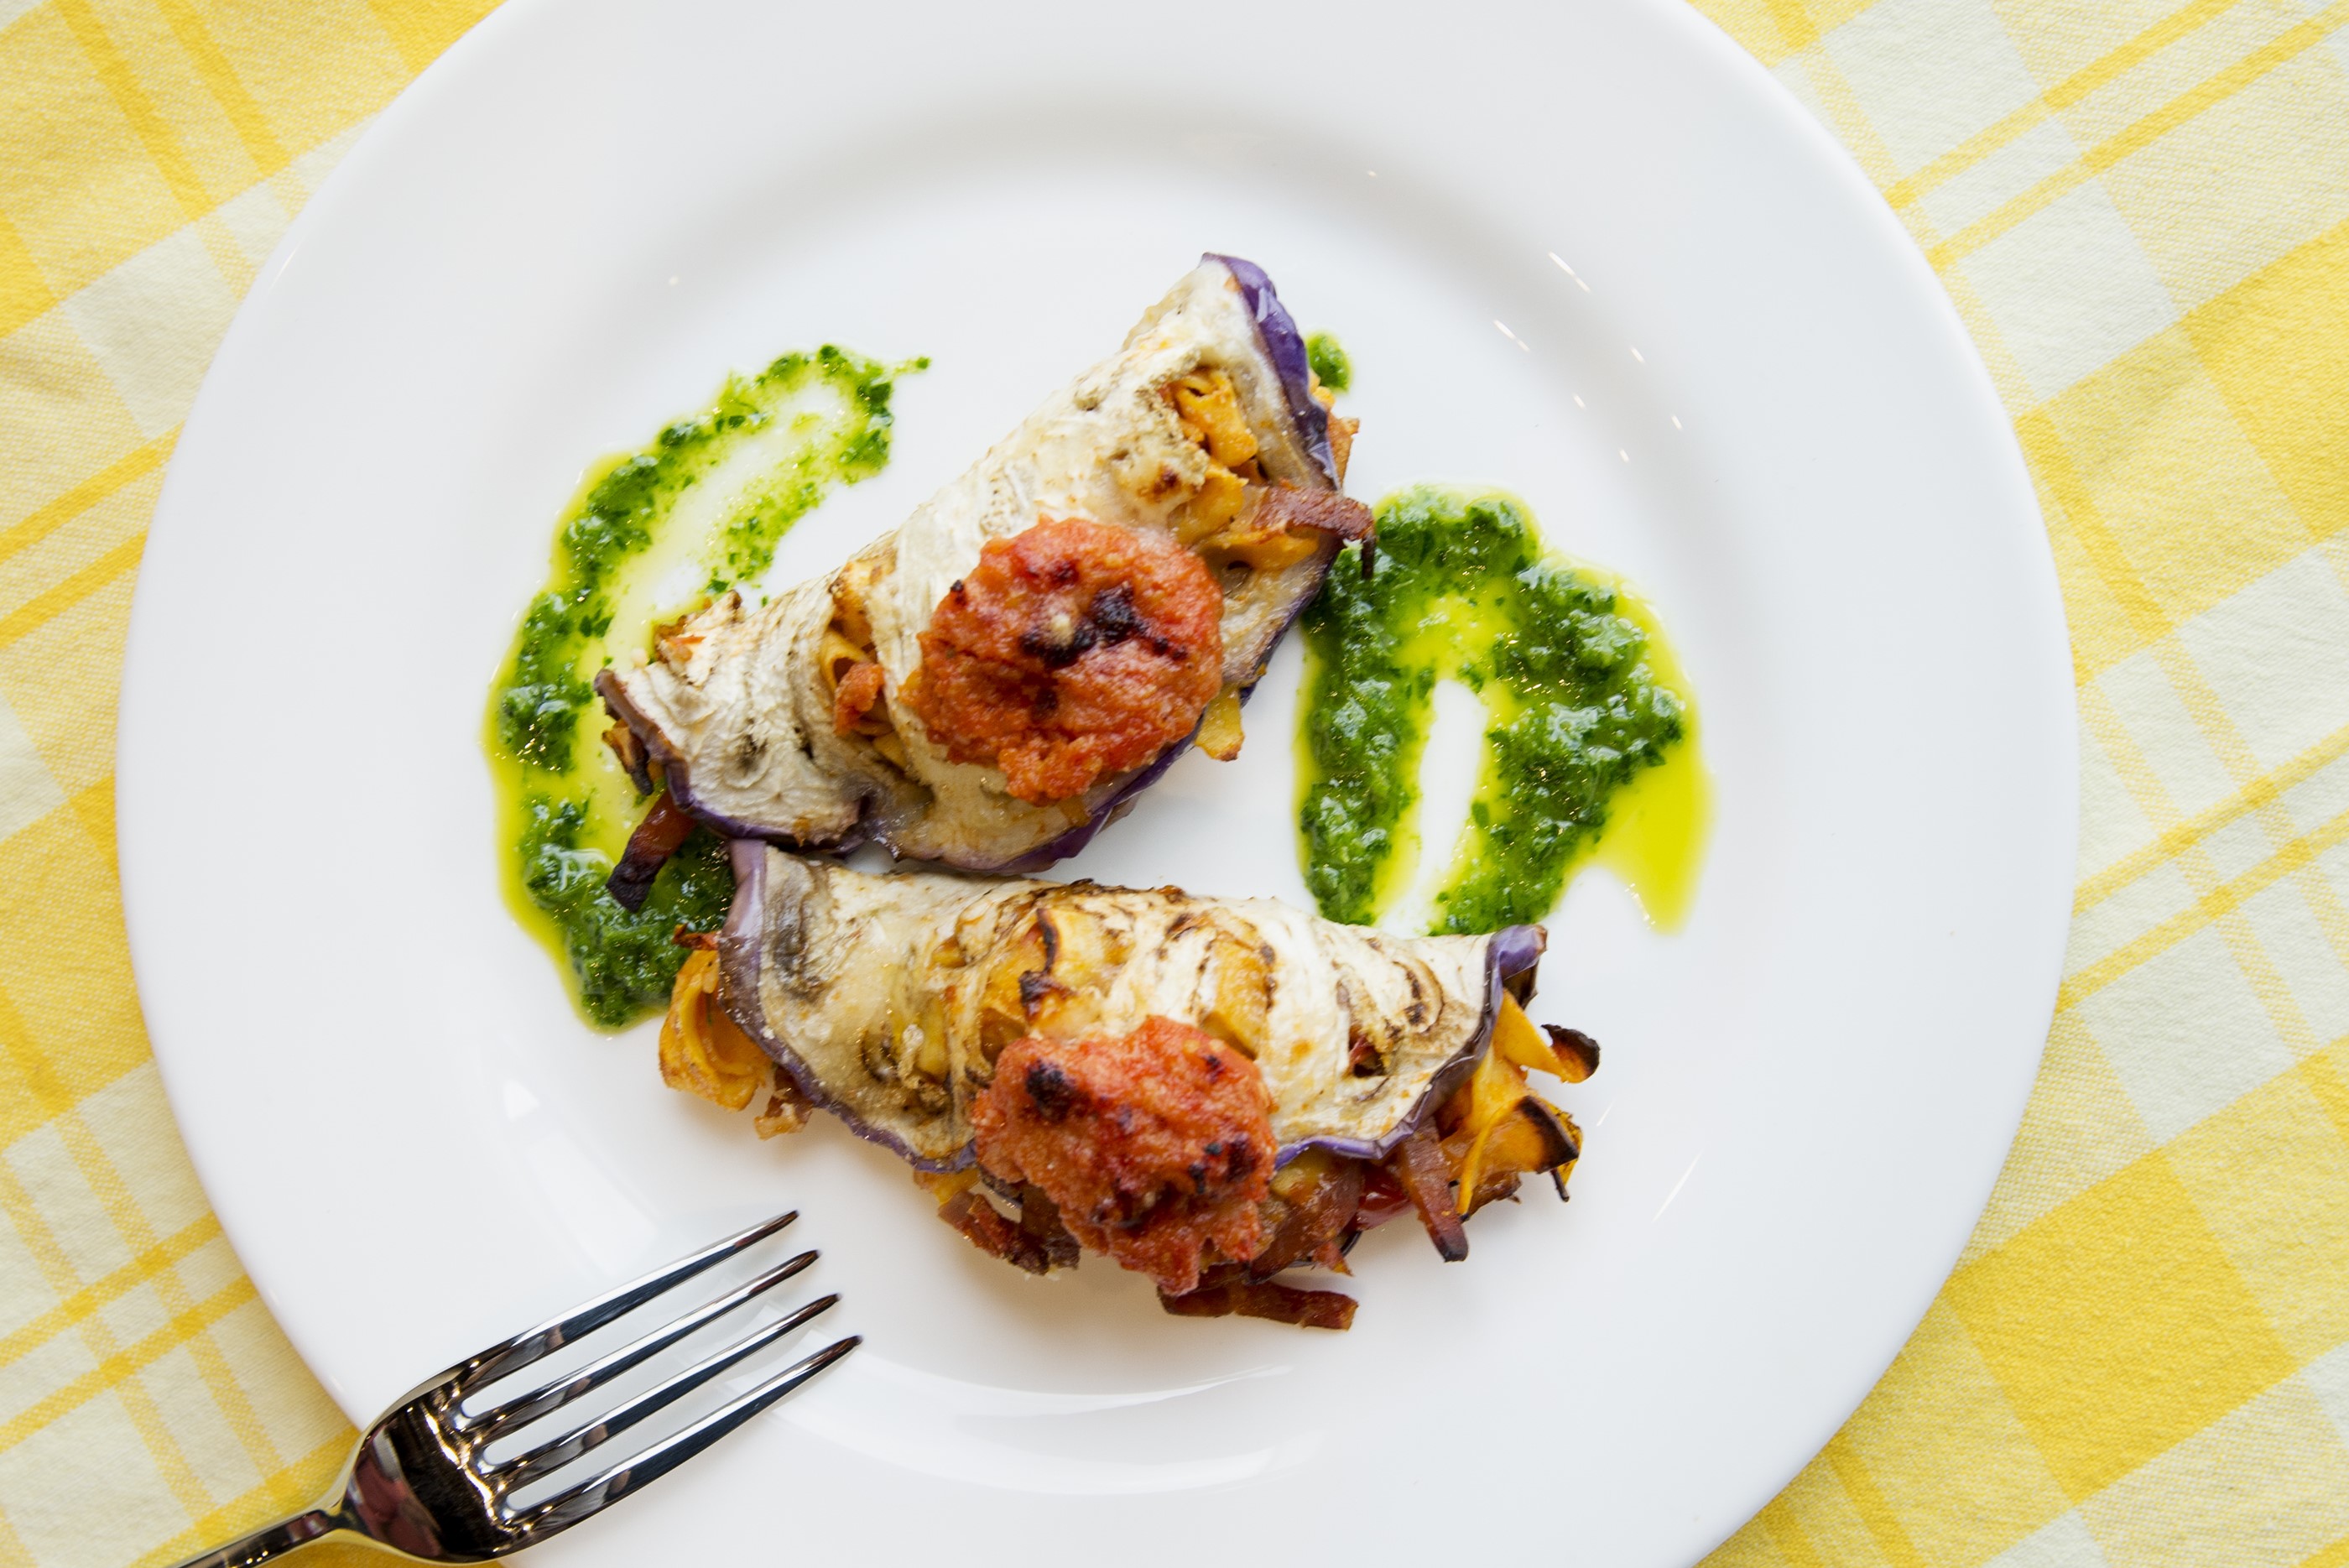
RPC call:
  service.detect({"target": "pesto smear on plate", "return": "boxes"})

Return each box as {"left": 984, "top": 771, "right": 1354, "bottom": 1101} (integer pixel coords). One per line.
{"left": 487, "top": 346, "right": 923, "bottom": 1026}
{"left": 1297, "top": 486, "right": 1705, "bottom": 935}
{"left": 1305, "top": 331, "right": 1352, "bottom": 393}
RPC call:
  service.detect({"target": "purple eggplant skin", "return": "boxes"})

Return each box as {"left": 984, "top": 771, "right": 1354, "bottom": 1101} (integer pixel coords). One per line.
{"left": 1204, "top": 253, "right": 1336, "bottom": 487}
{"left": 1273, "top": 922, "right": 1549, "bottom": 1169}
{"left": 715, "top": 840, "right": 976, "bottom": 1172}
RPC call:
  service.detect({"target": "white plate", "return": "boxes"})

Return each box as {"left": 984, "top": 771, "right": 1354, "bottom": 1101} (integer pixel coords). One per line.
{"left": 116, "top": 0, "right": 2075, "bottom": 1560}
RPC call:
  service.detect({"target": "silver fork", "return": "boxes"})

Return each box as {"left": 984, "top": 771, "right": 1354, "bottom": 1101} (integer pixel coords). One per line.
{"left": 172, "top": 1211, "right": 855, "bottom": 1566}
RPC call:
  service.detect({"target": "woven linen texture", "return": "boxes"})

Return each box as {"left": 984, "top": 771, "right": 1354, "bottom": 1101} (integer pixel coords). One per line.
{"left": 2, "top": 0, "right": 2346, "bottom": 1563}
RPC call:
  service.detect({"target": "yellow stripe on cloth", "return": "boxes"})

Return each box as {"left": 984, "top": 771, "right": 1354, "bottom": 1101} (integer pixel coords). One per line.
{"left": 1880, "top": 0, "right": 2239, "bottom": 211}
{"left": 0, "top": 435, "right": 174, "bottom": 564}
{"left": 1926, "top": 0, "right": 2349, "bottom": 268}
{"left": 50, "top": 0, "right": 216, "bottom": 224}
{"left": 0, "top": 531, "right": 144, "bottom": 645}
{"left": 3, "top": 0, "right": 2349, "bottom": 1563}
{"left": 0, "top": 1211, "right": 221, "bottom": 1369}
{"left": 148, "top": 0, "right": 290, "bottom": 178}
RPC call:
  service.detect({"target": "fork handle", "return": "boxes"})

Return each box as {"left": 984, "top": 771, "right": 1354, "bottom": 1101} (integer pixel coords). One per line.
{"left": 167, "top": 1508, "right": 341, "bottom": 1568}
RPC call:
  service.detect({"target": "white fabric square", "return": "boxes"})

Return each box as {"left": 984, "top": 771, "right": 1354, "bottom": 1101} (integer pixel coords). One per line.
{"left": 93, "top": 1279, "right": 171, "bottom": 1349}
{"left": 0, "top": 1394, "right": 182, "bottom": 1567}
{"left": 1957, "top": 181, "right": 2180, "bottom": 400}
{"left": 2239, "top": 878, "right": 2349, "bottom": 1044}
{"left": 0, "top": 1328, "right": 96, "bottom": 1430}
{"left": 2096, "top": 649, "right": 2237, "bottom": 818}
{"left": 1823, "top": 0, "right": 2045, "bottom": 172}
{"left": 61, "top": 228, "right": 241, "bottom": 440}
{"left": 2307, "top": 1339, "right": 2349, "bottom": 1445}
{"left": 0, "top": 687, "right": 68, "bottom": 843}
{"left": 2197, "top": 815, "right": 2271, "bottom": 883}
{"left": 1987, "top": 1510, "right": 2112, "bottom": 1568}
{"left": 0, "top": 1217, "right": 55, "bottom": 1341}
{"left": 2077, "top": 716, "right": 2157, "bottom": 878}
{"left": 3, "top": 1125, "right": 131, "bottom": 1284}
{"left": 2076, "top": 925, "right": 2294, "bottom": 1140}
{"left": 2283, "top": 750, "right": 2349, "bottom": 836}
{"left": 2177, "top": 550, "right": 2349, "bottom": 774}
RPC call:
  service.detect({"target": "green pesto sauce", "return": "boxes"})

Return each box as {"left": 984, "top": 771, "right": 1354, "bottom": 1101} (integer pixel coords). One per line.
{"left": 1297, "top": 487, "right": 1698, "bottom": 935}
{"left": 1305, "top": 331, "right": 1352, "bottom": 392}
{"left": 487, "top": 346, "right": 924, "bottom": 1027}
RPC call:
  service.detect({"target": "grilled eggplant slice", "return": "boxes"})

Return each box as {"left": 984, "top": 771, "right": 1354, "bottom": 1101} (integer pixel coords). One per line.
{"left": 597, "top": 256, "right": 1368, "bottom": 874}
{"left": 714, "top": 846, "right": 1544, "bottom": 1173}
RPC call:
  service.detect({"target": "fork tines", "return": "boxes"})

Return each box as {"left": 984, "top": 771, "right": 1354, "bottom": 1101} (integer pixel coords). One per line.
{"left": 446, "top": 1209, "right": 857, "bottom": 1532}
{"left": 459, "top": 1209, "right": 803, "bottom": 1392}
{"left": 518, "top": 1330, "right": 857, "bottom": 1533}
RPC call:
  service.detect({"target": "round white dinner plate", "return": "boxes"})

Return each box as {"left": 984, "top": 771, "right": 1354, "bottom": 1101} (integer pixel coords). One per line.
{"left": 116, "top": 0, "right": 2075, "bottom": 1560}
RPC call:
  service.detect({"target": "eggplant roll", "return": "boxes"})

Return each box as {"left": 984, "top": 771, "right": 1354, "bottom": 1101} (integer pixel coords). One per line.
{"left": 598, "top": 256, "right": 1368, "bottom": 874}
{"left": 717, "top": 846, "right": 1543, "bottom": 1174}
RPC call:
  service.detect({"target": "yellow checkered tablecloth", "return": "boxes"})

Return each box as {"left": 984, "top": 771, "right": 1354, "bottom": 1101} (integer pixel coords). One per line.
{"left": 1, "top": 0, "right": 2345, "bottom": 1560}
